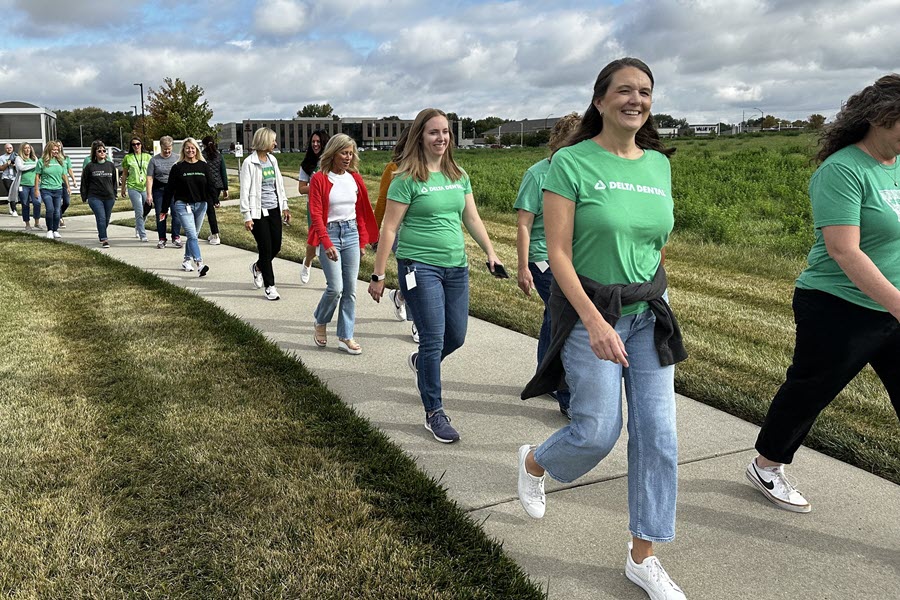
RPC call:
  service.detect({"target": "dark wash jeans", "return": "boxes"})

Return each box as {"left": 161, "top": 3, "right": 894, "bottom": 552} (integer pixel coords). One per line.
{"left": 399, "top": 259, "right": 469, "bottom": 414}
{"left": 755, "top": 288, "right": 900, "bottom": 464}
{"left": 152, "top": 185, "right": 181, "bottom": 241}
{"left": 530, "top": 262, "right": 570, "bottom": 410}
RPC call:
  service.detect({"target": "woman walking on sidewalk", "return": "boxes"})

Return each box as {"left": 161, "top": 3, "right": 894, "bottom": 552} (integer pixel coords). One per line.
{"left": 147, "top": 136, "right": 181, "bottom": 249}
{"left": 10, "top": 143, "right": 39, "bottom": 230}
{"left": 747, "top": 75, "right": 900, "bottom": 514}
{"left": 201, "top": 135, "right": 228, "bottom": 246}
{"left": 516, "top": 58, "right": 688, "bottom": 600}
{"left": 308, "top": 134, "right": 378, "bottom": 354}
{"left": 367, "top": 108, "right": 503, "bottom": 444}
{"left": 121, "top": 137, "right": 153, "bottom": 242}
{"left": 34, "top": 141, "right": 69, "bottom": 240}
{"left": 160, "top": 138, "right": 217, "bottom": 277}
{"left": 298, "top": 129, "right": 329, "bottom": 284}
{"left": 81, "top": 141, "right": 118, "bottom": 247}
{"left": 56, "top": 142, "right": 76, "bottom": 229}
{"left": 240, "top": 127, "right": 291, "bottom": 301}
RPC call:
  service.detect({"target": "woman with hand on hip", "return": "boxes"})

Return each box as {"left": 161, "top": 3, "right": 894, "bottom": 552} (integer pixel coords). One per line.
{"left": 298, "top": 129, "right": 330, "bottom": 284}
{"left": 748, "top": 74, "right": 900, "bottom": 514}
{"left": 517, "top": 58, "right": 688, "bottom": 600}
{"left": 240, "top": 127, "right": 291, "bottom": 301}
{"left": 367, "top": 108, "right": 503, "bottom": 444}
{"left": 308, "top": 134, "right": 378, "bottom": 354}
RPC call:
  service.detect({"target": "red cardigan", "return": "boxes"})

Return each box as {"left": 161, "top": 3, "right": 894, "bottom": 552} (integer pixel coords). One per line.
{"left": 307, "top": 171, "right": 379, "bottom": 249}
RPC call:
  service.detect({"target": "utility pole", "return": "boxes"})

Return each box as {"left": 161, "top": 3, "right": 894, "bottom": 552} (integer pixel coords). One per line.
{"left": 134, "top": 83, "right": 146, "bottom": 143}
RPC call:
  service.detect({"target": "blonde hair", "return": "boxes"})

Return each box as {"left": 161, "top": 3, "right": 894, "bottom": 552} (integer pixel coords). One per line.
{"left": 18, "top": 143, "right": 35, "bottom": 160}
{"left": 251, "top": 127, "right": 276, "bottom": 152}
{"left": 318, "top": 134, "right": 359, "bottom": 174}
{"left": 41, "top": 141, "right": 64, "bottom": 166}
{"left": 548, "top": 113, "right": 581, "bottom": 154}
{"left": 179, "top": 138, "right": 205, "bottom": 162}
{"left": 54, "top": 140, "right": 68, "bottom": 160}
{"left": 395, "top": 108, "right": 462, "bottom": 183}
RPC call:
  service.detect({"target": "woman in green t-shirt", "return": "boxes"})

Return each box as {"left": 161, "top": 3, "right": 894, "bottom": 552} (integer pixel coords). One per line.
{"left": 121, "top": 137, "right": 153, "bottom": 242}
{"left": 11, "top": 143, "right": 39, "bottom": 229}
{"left": 367, "top": 108, "right": 503, "bottom": 444}
{"left": 516, "top": 58, "right": 688, "bottom": 600}
{"left": 34, "top": 141, "right": 69, "bottom": 239}
{"left": 749, "top": 75, "right": 900, "bottom": 514}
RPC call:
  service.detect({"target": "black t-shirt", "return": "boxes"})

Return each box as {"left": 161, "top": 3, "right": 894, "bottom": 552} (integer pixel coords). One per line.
{"left": 80, "top": 161, "right": 118, "bottom": 201}
{"left": 162, "top": 160, "right": 217, "bottom": 213}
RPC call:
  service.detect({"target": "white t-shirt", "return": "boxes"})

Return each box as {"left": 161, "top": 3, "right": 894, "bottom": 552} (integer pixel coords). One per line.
{"left": 326, "top": 171, "right": 357, "bottom": 223}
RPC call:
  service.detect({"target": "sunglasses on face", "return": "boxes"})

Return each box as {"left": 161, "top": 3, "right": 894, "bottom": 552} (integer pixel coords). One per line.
{"left": 132, "top": 142, "right": 141, "bottom": 147}
{"left": 97, "top": 148, "right": 107, "bottom": 152}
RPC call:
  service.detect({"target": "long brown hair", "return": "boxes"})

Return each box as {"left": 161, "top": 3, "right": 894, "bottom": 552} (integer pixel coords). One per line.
{"left": 817, "top": 74, "right": 900, "bottom": 163}
{"left": 395, "top": 108, "right": 463, "bottom": 183}
{"left": 556, "top": 57, "right": 674, "bottom": 158}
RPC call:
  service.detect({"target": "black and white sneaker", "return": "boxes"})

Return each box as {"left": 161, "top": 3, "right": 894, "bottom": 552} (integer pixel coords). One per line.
{"left": 745, "top": 458, "right": 811, "bottom": 513}
{"left": 196, "top": 261, "right": 209, "bottom": 277}
{"left": 408, "top": 351, "right": 418, "bottom": 387}
{"left": 250, "top": 262, "right": 263, "bottom": 289}
{"left": 264, "top": 286, "right": 280, "bottom": 301}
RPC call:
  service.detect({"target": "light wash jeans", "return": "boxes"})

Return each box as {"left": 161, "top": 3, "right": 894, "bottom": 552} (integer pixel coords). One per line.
{"left": 128, "top": 188, "right": 147, "bottom": 239}
{"left": 171, "top": 201, "right": 207, "bottom": 261}
{"left": 314, "top": 220, "right": 360, "bottom": 340}
{"left": 534, "top": 311, "right": 678, "bottom": 542}
{"left": 41, "top": 188, "right": 63, "bottom": 232}
{"left": 88, "top": 197, "right": 116, "bottom": 241}
{"left": 398, "top": 260, "right": 469, "bottom": 414}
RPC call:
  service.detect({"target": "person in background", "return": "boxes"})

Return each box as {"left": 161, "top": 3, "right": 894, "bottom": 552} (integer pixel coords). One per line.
{"left": 367, "top": 108, "right": 503, "bottom": 444}
{"left": 81, "top": 140, "right": 118, "bottom": 248}
{"left": 298, "top": 129, "right": 330, "bottom": 284}
{"left": 308, "top": 133, "right": 378, "bottom": 353}
{"left": 56, "top": 141, "right": 75, "bottom": 228}
{"left": 121, "top": 137, "right": 153, "bottom": 242}
{"left": 240, "top": 127, "right": 291, "bottom": 301}
{"left": 147, "top": 136, "right": 180, "bottom": 249}
{"left": 8, "top": 143, "right": 38, "bottom": 229}
{"left": 747, "top": 74, "right": 900, "bottom": 514}
{"left": 34, "top": 141, "right": 69, "bottom": 240}
{"left": 514, "top": 112, "right": 581, "bottom": 420}
{"left": 1, "top": 143, "right": 18, "bottom": 216}
{"left": 516, "top": 58, "right": 688, "bottom": 600}
{"left": 201, "top": 135, "right": 229, "bottom": 245}
{"left": 374, "top": 127, "right": 417, "bottom": 342}
{"left": 160, "top": 138, "right": 217, "bottom": 276}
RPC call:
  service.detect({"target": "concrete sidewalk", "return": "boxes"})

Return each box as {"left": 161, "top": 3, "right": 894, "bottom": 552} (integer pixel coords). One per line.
{"left": 2, "top": 210, "right": 897, "bottom": 600}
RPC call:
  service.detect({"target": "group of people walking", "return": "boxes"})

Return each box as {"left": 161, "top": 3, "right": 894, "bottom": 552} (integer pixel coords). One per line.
{"left": 3, "top": 57, "right": 897, "bottom": 600}
{"left": 2, "top": 140, "right": 78, "bottom": 237}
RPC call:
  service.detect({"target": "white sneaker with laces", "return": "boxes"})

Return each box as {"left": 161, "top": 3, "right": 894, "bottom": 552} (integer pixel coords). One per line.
{"left": 250, "top": 262, "right": 263, "bottom": 289}
{"left": 411, "top": 322, "right": 419, "bottom": 343}
{"left": 517, "top": 444, "right": 545, "bottom": 519}
{"left": 625, "top": 543, "right": 686, "bottom": 600}
{"left": 53, "top": 231, "right": 61, "bottom": 239}
{"left": 389, "top": 289, "right": 407, "bottom": 321}
{"left": 745, "top": 459, "right": 811, "bottom": 513}
{"left": 264, "top": 286, "right": 280, "bottom": 301}
{"left": 10, "top": 208, "right": 18, "bottom": 217}
{"left": 181, "top": 258, "right": 194, "bottom": 272}
{"left": 208, "top": 233, "right": 221, "bottom": 245}
{"left": 196, "top": 260, "right": 209, "bottom": 277}
{"left": 300, "top": 262, "right": 311, "bottom": 284}
{"left": 46, "top": 230, "right": 54, "bottom": 239}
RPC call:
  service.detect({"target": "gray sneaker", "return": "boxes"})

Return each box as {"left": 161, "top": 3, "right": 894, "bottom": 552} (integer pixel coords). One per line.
{"left": 425, "top": 410, "right": 459, "bottom": 443}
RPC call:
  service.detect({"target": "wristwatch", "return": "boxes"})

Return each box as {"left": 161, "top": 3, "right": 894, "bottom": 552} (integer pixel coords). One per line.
{"left": 370, "top": 273, "right": 385, "bottom": 282}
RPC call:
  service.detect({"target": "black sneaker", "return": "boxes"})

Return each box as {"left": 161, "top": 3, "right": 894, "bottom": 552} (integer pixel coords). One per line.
{"left": 408, "top": 351, "right": 418, "bottom": 387}
{"left": 425, "top": 410, "right": 459, "bottom": 443}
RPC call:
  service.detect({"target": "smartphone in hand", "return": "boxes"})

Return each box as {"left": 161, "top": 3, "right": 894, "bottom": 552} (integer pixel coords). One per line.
{"left": 486, "top": 262, "right": 510, "bottom": 279}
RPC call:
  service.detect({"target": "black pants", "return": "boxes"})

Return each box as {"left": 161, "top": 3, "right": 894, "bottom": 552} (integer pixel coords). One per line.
{"left": 251, "top": 207, "right": 282, "bottom": 288}
{"left": 755, "top": 288, "right": 900, "bottom": 463}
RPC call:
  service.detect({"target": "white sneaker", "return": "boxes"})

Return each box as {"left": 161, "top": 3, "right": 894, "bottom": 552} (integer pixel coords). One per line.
{"left": 389, "top": 289, "right": 407, "bottom": 321}
{"left": 196, "top": 260, "right": 209, "bottom": 277}
{"left": 46, "top": 230, "right": 54, "bottom": 239}
{"left": 250, "top": 262, "right": 263, "bottom": 289}
{"left": 411, "top": 322, "right": 419, "bottom": 343}
{"left": 59, "top": 218, "right": 65, "bottom": 228}
{"left": 134, "top": 228, "right": 140, "bottom": 238}
{"left": 264, "top": 286, "right": 280, "bottom": 301}
{"left": 140, "top": 236, "right": 148, "bottom": 243}
{"left": 745, "top": 459, "right": 811, "bottom": 513}
{"left": 625, "top": 543, "right": 686, "bottom": 600}
{"left": 300, "top": 262, "right": 311, "bottom": 284}
{"left": 10, "top": 208, "right": 18, "bottom": 217}
{"left": 517, "top": 444, "right": 545, "bottom": 519}
{"left": 208, "top": 233, "right": 221, "bottom": 245}
{"left": 53, "top": 231, "right": 61, "bottom": 239}
{"left": 182, "top": 258, "right": 195, "bottom": 272}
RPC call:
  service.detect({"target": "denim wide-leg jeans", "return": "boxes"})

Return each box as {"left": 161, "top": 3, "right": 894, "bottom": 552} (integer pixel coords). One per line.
{"left": 314, "top": 220, "right": 360, "bottom": 340}
{"left": 172, "top": 201, "right": 207, "bottom": 261}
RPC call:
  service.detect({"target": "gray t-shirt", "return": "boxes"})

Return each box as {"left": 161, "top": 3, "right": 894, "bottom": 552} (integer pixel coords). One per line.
{"left": 147, "top": 153, "right": 178, "bottom": 184}
{"left": 260, "top": 158, "right": 278, "bottom": 210}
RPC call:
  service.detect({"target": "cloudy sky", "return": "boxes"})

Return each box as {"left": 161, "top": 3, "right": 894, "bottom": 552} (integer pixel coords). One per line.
{"left": 2, "top": 0, "right": 899, "bottom": 126}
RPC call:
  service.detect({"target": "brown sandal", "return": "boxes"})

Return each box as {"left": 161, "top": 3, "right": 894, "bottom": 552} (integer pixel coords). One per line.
{"left": 314, "top": 324, "right": 327, "bottom": 347}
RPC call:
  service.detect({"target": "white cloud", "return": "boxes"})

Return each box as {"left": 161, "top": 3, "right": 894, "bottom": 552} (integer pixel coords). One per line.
{"left": 227, "top": 40, "right": 254, "bottom": 51}
{"left": 254, "top": 0, "right": 309, "bottom": 35}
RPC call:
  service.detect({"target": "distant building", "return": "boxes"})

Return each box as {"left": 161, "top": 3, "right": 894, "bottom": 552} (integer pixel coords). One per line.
{"left": 238, "top": 117, "right": 419, "bottom": 152}
{"left": 217, "top": 122, "right": 240, "bottom": 152}
{"left": 688, "top": 123, "right": 720, "bottom": 136}
{"left": 481, "top": 117, "right": 561, "bottom": 142}
{"left": 0, "top": 100, "right": 58, "bottom": 201}
{"left": 657, "top": 127, "right": 678, "bottom": 138}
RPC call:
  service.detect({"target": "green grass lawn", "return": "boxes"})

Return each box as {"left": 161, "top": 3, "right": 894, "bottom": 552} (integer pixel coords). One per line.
{"left": 0, "top": 231, "right": 543, "bottom": 599}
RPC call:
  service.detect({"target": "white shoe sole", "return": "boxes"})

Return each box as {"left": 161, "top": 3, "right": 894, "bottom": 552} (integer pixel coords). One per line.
{"left": 744, "top": 467, "right": 811, "bottom": 513}
{"left": 517, "top": 444, "right": 545, "bottom": 519}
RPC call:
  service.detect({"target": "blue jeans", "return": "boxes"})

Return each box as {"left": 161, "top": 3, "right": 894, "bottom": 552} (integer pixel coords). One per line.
{"left": 171, "top": 201, "right": 207, "bottom": 261}
{"left": 128, "top": 188, "right": 147, "bottom": 238}
{"left": 88, "top": 197, "right": 116, "bottom": 241}
{"left": 61, "top": 185, "right": 70, "bottom": 216}
{"left": 314, "top": 220, "right": 360, "bottom": 339}
{"left": 399, "top": 260, "right": 469, "bottom": 414}
{"left": 41, "top": 188, "right": 63, "bottom": 232}
{"left": 152, "top": 186, "right": 180, "bottom": 240}
{"left": 534, "top": 311, "right": 678, "bottom": 542}
{"left": 530, "top": 262, "right": 570, "bottom": 411}
{"left": 19, "top": 186, "right": 38, "bottom": 222}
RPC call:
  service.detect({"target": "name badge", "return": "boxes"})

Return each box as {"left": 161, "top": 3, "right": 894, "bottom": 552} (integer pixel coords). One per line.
{"left": 535, "top": 260, "right": 549, "bottom": 273}
{"left": 405, "top": 270, "right": 417, "bottom": 290}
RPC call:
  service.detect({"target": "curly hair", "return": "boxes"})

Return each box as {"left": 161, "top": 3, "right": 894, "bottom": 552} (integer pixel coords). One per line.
{"left": 555, "top": 57, "right": 674, "bottom": 158}
{"left": 817, "top": 74, "right": 900, "bottom": 163}
{"left": 548, "top": 112, "right": 581, "bottom": 154}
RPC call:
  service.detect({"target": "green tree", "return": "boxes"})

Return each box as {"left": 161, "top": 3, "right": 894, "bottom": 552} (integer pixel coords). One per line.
{"left": 807, "top": 114, "right": 826, "bottom": 129}
{"left": 145, "top": 77, "right": 214, "bottom": 142}
{"left": 55, "top": 107, "right": 135, "bottom": 148}
{"left": 483, "top": 134, "right": 497, "bottom": 145}
{"left": 499, "top": 132, "right": 518, "bottom": 146}
{"left": 297, "top": 103, "right": 334, "bottom": 118}
{"left": 653, "top": 113, "right": 688, "bottom": 128}
{"left": 461, "top": 117, "right": 476, "bottom": 138}
{"left": 475, "top": 116, "right": 510, "bottom": 134}
{"left": 522, "top": 130, "right": 550, "bottom": 147}
{"left": 761, "top": 114, "right": 778, "bottom": 129}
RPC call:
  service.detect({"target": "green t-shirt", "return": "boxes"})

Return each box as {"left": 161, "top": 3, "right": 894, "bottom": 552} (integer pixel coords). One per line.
{"left": 83, "top": 156, "right": 113, "bottom": 168}
{"left": 122, "top": 153, "right": 153, "bottom": 190}
{"left": 796, "top": 145, "right": 900, "bottom": 311}
{"left": 514, "top": 158, "right": 550, "bottom": 263}
{"left": 35, "top": 158, "right": 67, "bottom": 190}
{"left": 388, "top": 170, "right": 472, "bottom": 268}
{"left": 543, "top": 140, "right": 673, "bottom": 315}
{"left": 20, "top": 158, "right": 37, "bottom": 187}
